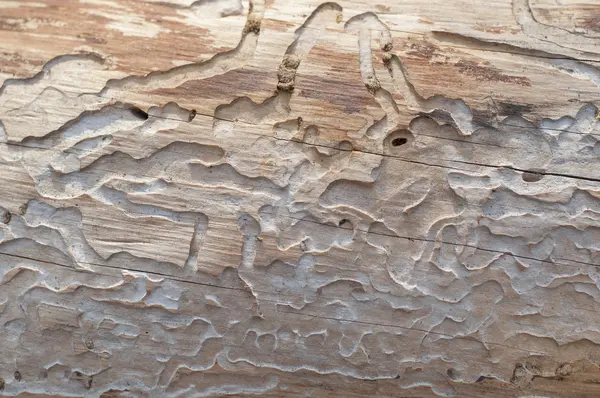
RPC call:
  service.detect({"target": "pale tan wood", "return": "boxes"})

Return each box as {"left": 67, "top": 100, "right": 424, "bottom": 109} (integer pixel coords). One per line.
{"left": 2, "top": 0, "right": 600, "bottom": 397}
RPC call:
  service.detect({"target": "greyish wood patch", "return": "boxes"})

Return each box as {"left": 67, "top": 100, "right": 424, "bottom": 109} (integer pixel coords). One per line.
{"left": 1, "top": 0, "right": 600, "bottom": 397}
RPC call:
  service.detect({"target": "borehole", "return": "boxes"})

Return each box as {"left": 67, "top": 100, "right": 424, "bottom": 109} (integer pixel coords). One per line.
{"left": 129, "top": 106, "right": 149, "bottom": 120}
{"left": 391, "top": 137, "right": 407, "bottom": 147}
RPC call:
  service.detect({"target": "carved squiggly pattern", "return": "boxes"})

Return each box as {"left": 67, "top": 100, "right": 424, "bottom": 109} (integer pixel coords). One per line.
{"left": 1, "top": 1, "right": 600, "bottom": 397}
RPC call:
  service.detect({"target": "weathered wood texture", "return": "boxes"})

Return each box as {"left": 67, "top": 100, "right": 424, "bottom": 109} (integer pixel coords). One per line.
{"left": 1, "top": 0, "right": 600, "bottom": 396}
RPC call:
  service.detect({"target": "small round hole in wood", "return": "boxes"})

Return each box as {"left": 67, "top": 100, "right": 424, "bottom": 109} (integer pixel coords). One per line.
{"left": 338, "top": 218, "right": 352, "bottom": 228}
{"left": 129, "top": 106, "right": 149, "bottom": 120}
{"left": 385, "top": 129, "right": 413, "bottom": 152}
{"left": 391, "top": 137, "right": 408, "bottom": 147}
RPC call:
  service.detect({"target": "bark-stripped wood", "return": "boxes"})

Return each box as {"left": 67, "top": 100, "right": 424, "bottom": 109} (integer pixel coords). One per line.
{"left": 1, "top": 0, "right": 600, "bottom": 397}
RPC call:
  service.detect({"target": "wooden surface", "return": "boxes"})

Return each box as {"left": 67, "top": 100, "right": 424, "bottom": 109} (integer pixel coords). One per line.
{"left": 2, "top": 0, "right": 600, "bottom": 396}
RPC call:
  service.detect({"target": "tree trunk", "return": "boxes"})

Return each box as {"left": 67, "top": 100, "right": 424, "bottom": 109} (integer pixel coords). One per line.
{"left": 1, "top": 0, "right": 600, "bottom": 396}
